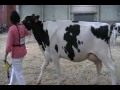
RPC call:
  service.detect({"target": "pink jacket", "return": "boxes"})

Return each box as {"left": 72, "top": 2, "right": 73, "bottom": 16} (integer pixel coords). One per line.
{"left": 6, "top": 24, "right": 29, "bottom": 59}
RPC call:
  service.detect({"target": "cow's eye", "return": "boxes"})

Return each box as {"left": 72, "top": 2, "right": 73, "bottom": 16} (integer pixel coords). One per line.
{"left": 28, "top": 21, "right": 30, "bottom": 23}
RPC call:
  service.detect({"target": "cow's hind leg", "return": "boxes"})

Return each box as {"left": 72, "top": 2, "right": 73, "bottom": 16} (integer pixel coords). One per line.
{"left": 53, "top": 59, "right": 62, "bottom": 85}
{"left": 95, "top": 51, "right": 117, "bottom": 85}
{"left": 51, "top": 54, "right": 62, "bottom": 85}
{"left": 88, "top": 53, "right": 102, "bottom": 85}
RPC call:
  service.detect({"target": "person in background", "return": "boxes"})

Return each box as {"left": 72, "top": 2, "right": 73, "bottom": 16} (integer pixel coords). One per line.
{"left": 4, "top": 11, "right": 29, "bottom": 85}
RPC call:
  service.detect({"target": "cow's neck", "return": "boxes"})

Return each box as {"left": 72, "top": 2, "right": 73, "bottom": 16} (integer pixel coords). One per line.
{"left": 32, "top": 22, "right": 50, "bottom": 52}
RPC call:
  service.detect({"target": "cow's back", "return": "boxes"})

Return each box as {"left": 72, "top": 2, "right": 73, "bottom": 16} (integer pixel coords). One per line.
{"left": 48, "top": 20, "right": 111, "bottom": 62}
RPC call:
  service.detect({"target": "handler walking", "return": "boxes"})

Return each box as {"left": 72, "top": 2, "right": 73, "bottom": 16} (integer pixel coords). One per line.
{"left": 4, "top": 11, "right": 29, "bottom": 85}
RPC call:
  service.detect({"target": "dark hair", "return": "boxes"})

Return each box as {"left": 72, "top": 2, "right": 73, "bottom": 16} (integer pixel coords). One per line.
{"left": 10, "top": 11, "right": 20, "bottom": 25}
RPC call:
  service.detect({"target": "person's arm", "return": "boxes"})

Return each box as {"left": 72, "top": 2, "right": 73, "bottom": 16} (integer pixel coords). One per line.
{"left": 23, "top": 24, "right": 30, "bottom": 36}
{"left": 4, "top": 28, "right": 14, "bottom": 61}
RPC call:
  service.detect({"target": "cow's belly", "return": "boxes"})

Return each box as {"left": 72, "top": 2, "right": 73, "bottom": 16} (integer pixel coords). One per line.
{"left": 60, "top": 51, "right": 89, "bottom": 62}
{"left": 60, "top": 42, "right": 91, "bottom": 62}
{"left": 59, "top": 34, "right": 94, "bottom": 62}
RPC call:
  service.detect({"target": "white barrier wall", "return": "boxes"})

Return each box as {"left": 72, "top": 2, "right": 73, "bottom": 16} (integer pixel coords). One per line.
{"left": 100, "top": 5, "right": 119, "bottom": 22}
{"left": 71, "top": 5, "right": 97, "bottom": 13}
{"left": 70, "top": 5, "right": 99, "bottom": 21}
{"left": 19, "top": 5, "right": 42, "bottom": 21}
{"left": 43, "top": 5, "right": 68, "bottom": 21}
{"left": 18, "top": 5, "right": 120, "bottom": 22}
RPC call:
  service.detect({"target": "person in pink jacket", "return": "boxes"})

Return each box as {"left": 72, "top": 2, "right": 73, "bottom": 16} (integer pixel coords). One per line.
{"left": 4, "top": 11, "right": 29, "bottom": 85}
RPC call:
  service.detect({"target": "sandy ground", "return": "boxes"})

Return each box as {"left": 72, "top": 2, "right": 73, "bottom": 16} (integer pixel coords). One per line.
{"left": 0, "top": 33, "right": 120, "bottom": 85}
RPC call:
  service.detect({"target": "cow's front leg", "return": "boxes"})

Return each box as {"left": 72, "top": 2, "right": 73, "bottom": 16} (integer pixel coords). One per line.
{"left": 37, "top": 60, "right": 50, "bottom": 85}
{"left": 37, "top": 52, "right": 51, "bottom": 85}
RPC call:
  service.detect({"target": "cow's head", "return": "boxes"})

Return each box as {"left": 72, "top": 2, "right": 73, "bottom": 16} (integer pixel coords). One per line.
{"left": 23, "top": 14, "right": 36, "bottom": 31}
{"left": 111, "top": 23, "right": 120, "bottom": 35}
{"left": 118, "top": 26, "right": 120, "bottom": 33}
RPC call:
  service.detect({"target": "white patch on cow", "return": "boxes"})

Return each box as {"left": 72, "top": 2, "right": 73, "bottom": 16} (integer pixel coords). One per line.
{"left": 70, "top": 33, "right": 72, "bottom": 36}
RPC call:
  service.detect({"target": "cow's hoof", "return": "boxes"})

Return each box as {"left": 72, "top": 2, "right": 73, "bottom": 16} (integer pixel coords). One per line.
{"left": 36, "top": 81, "right": 41, "bottom": 85}
{"left": 92, "top": 82, "right": 98, "bottom": 85}
{"left": 57, "top": 81, "right": 62, "bottom": 85}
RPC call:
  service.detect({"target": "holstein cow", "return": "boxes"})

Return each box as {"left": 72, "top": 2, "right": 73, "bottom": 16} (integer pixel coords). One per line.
{"left": 110, "top": 23, "right": 120, "bottom": 45}
{"left": 23, "top": 15, "right": 117, "bottom": 85}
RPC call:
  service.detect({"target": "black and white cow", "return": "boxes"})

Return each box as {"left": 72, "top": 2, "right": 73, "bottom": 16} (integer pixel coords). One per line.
{"left": 23, "top": 16, "right": 117, "bottom": 85}
{"left": 110, "top": 23, "right": 120, "bottom": 45}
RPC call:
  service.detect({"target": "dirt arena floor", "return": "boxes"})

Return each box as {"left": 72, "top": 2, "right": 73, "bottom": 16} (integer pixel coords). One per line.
{"left": 0, "top": 33, "right": 120, "bottom": 85}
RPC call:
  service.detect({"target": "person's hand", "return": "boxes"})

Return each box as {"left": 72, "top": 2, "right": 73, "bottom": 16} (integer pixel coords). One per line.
{"left": 3, "top": 55, "right": 7, "bottom": 63}
{"left": 28, "top": 31, "right": 32, "bottom": 36}
{"left": 3, "top": 59, "right": 7, "bottom": 63}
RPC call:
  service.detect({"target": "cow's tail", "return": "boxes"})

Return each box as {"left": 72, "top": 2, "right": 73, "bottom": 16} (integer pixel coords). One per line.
{"left": 108, "top": 24, "right": 112, "bottom": 39}
{"left": 107, "top": 23, "right": 113, "bottom": 45}
{"left": 107, "top": 23, "right": 114, "bottom": 62}
{"left": 107, "top": 27, "right": 113, "bottom": 62}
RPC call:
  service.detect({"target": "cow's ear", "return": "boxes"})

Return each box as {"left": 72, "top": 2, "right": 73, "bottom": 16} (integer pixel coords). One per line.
{"left": 32, "top": 14, "right": 35, "bottom": 16}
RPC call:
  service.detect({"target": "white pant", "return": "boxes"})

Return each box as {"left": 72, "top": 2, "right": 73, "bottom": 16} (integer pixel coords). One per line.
{"left": 8, "top": 58, "right": 26, "bottom": 85}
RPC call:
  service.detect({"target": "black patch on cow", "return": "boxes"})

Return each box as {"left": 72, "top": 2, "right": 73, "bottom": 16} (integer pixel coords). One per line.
{"left": 78, "top": 40, "right": 80, "bottom": 44}
{"left": 72, "top": 21, "right": 79, "bottom": 23}
{"left": 115, "top": 27, "right": 117, "bottom": 30}
{"left": 55, "top": 44, "right": 58, "bottom": 53}
{"left": 64, "top": 47, "right": 67, "bottom": 54}
{"left": 32, "top": 22, "right": 50, "bottom": 51}
{"left": 81, "top": 41, "right": 83, "bottom": 45}
{"left": 118, "top": 26, "right": 120, "bottom": 33}
{"left": 64, "top": 25, "right": 80, "bottom": 60}
{"left": 42, "top": 45, "right": 45, "bottom": 51}
{"left": 78, "top": 49, "right": 80, "bottom": 52}
{"left": 78, "top": 40, "right": 83, "bottom": 45}
{"left": 91, "top": 25, "right": 110, "bottom": 44}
